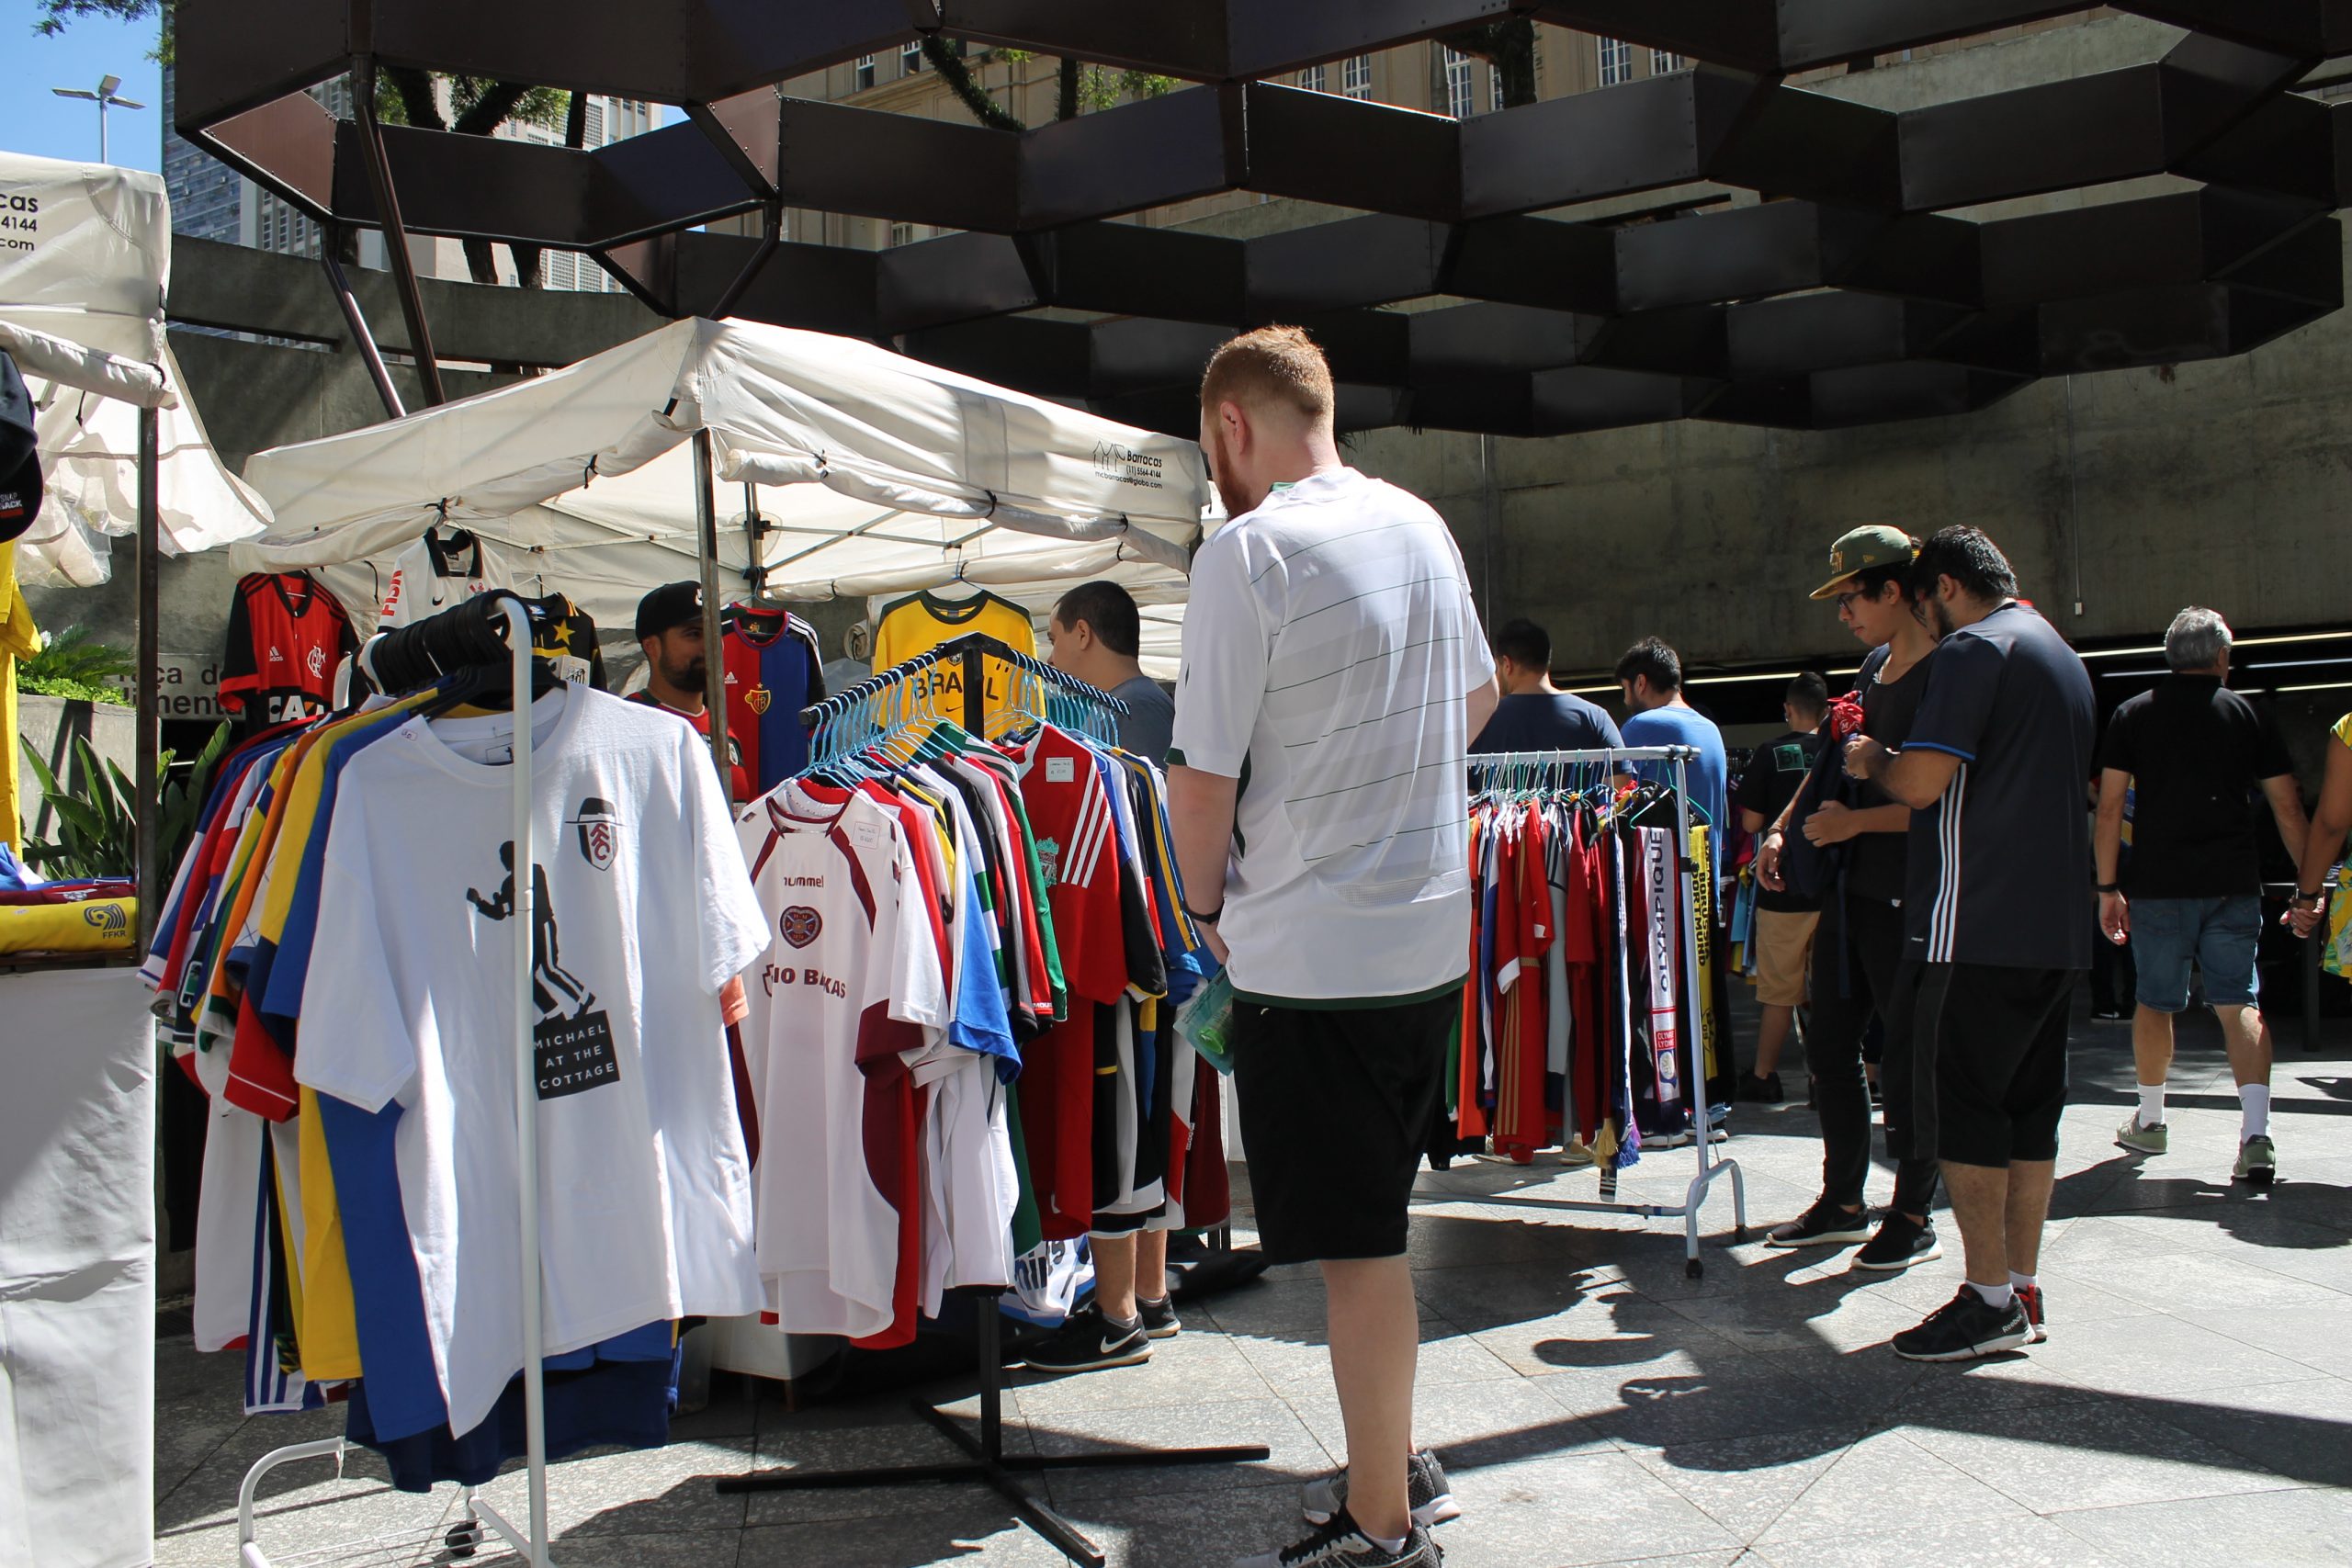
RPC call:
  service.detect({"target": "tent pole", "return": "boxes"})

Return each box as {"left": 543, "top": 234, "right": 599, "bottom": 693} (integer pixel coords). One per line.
{"left": 319, "top": 220, "right": 406, "bottom": 420}
{"left": 693, "top": 429, "right": 730, "bottom": 802}
{"left": 134, "top": 405, "right": 160, "bottom": 953}
{"left": 349, "top": 51, "right": 447, "bottom": 407}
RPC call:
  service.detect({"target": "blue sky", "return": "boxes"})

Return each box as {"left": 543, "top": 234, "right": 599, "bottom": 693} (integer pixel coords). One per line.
{"left": 2, "top": 6, "right": 166, "bottom": 171}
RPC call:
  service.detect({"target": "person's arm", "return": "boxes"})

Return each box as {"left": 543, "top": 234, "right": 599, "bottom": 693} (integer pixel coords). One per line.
{"left": 1846, "top": 633, "right": 1995, "bottom": 810}
{"left": 2095, "top": 767, "right": 2130, "bottom": 944}
{"left": 1465, "top": 672, "right": 1500, "bottom": 747}
{"left": 1739, "top": 807, "right": 1768, "bottom": 835}
{"left": 1801, "top": 800, "right": 1908, "bottom": 844}
{"left": 1845, "top": 739, "right": 1962, "bottom": 810}
{"left": 1168, "top": 765, "right": 1238, "bottom": 963}
{"left": 2290, "top": 738, "right": 2352, "bottom": 936}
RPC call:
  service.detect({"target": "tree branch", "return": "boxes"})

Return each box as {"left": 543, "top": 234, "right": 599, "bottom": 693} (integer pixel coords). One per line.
{"left": 1439, "top": 17, "right": 1539, "bottom": 108}
{"left": 925, "top": 36, "right": 1024, "bottom": 132}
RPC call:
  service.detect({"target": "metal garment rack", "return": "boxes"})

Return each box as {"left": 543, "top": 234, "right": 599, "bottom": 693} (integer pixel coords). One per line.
{"left": 236, "top": 597, "right": 558, "bottom": 1568}
{"left": 1466, "top": 745, "right": 1747, "bottom": 1280}
{"left": 729, "top": 627, "right": 1265, "bottom": 1568}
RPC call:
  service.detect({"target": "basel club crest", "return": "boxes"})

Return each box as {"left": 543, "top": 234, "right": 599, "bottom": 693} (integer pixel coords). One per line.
{"left": 780, "top": 906, "right": 823, "bottom": 949}
{"left": 567, "top": 796, "right": 622, "bottom": 871}
{"left": 745, "top": 683, "right": 772, "bottom": 716}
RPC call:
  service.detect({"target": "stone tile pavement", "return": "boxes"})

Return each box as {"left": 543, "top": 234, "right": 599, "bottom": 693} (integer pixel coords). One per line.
{"left": 153, "top": 999, "right": 2352, "bottom": 1566}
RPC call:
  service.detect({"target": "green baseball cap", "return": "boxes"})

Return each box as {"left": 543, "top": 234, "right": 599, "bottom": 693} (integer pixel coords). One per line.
{"left": 1809, "top": 525, "right": 1917, "bottom": 600}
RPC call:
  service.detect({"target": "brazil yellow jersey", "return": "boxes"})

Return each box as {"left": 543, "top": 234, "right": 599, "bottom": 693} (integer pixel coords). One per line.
{"left": 870, "top": 589, "right": 1036, "bottom": 724}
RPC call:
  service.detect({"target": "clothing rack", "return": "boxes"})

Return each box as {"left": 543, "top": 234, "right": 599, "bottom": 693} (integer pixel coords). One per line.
{"left": 237, "top": 593, "right": 559, "bottom": 1568}
{"left": 727, "top": 625, "right": 1264, "bottom": 1568}
{"left": 1466, "top": 746, "right": 1748, "bottom": 1280}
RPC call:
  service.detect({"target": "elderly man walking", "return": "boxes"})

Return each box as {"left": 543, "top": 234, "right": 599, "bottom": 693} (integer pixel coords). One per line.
{"left": 2097, "top": 608, "right": 2308, "bottom": 1184}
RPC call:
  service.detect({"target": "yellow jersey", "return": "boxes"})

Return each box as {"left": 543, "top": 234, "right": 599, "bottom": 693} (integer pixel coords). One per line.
{"left": 870, "top": 589, "right": 1036, "bottom": 724}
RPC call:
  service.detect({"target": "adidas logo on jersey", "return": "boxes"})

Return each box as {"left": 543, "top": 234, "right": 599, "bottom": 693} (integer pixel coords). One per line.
{"left": 266, "top": 647, "right": 286, "bottom": 661}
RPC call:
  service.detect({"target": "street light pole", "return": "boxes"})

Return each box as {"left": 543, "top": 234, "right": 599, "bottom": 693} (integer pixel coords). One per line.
{"left": 51, "top": 73, "right": 146, "bottom": 164}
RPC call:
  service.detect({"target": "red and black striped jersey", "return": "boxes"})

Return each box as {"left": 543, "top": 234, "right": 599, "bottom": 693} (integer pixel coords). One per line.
{"left": 218, "top": 572, "right": 358, "bottom": 726}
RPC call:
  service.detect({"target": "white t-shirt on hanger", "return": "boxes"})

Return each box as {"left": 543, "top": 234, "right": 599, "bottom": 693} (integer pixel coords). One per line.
{"left": 297, "top": 684, "right": 770, "bottom": 1437}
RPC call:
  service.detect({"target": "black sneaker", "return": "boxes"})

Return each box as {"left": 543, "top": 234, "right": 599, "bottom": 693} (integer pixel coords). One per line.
{"left": 1302, "top": 1449, "right": 1459, "bottom": 1530}
{"left": 1736, "top": 1071, "right": 1784, "bottom": 1103}
{"left": 1891, "top": 1287, "right": 2031, "bottom": 1362}
{"left": 1022, "top": 1303, "right": 1149, "bottom": 1374}
{"left": 1851, "top": 1213, "right": 1943, "bottom": 1273}
{"left": 1234, "top": 1508, "right": 1441, "bottom": 1567}
{"left": 1766, "top": 1200, "right": 1874, "bottom": 1248}
{"left": 1138, "top": 1293, "right": 1182, "bottom": 1340}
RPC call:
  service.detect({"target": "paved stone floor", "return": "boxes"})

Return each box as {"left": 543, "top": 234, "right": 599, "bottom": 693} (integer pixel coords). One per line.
{"left": 154, "top": 999, "right": 2352, "bottom": 1566}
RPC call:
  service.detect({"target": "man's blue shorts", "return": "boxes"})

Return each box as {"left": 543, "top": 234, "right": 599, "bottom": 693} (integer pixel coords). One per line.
{"left": 2131, "top": 894, "right": 2262, "bottom": 1011}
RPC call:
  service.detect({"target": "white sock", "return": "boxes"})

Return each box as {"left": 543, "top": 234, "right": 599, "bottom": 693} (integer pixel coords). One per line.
{"left": 2007, "top": 1270, "right": 2037, "bottom": 1292}
{"left": 1368, "top": 1533, "right": 1408, "bottom": 1555}
{"left": 2136, "top": 1082, "right": 2166, "bottom": 1128}
{"left": 2240, "top": 1083, "right": 2271, "bottom": 1141}
{"left": 1968, "top": 1280, "right": 2014, "bottom": 1309}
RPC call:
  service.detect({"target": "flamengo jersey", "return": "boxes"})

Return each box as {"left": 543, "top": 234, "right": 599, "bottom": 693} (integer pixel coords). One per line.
{"left": 723, "top": 609, "right": 825, "bottom": 794}
{"left": 870, "top": 590, "right": 1035, "bottom": 723}
{"left": 736, "top": 783, "right": 946, "bottom": 1338}
{"left": 220, "top": 572, "right": 359, "bottom": 726}
{"left": 378, "top": 531, "right": 517, "bottom": 630}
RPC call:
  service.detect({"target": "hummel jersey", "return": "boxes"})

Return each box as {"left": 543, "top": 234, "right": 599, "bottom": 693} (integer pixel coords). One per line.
{"left": 736, "top": 782, "right": 946, "bottom": 1339}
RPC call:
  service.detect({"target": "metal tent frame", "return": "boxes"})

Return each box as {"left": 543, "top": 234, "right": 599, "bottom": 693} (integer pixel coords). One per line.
{"left": 171, "top": 2, "right": 2352, "bottom": 437}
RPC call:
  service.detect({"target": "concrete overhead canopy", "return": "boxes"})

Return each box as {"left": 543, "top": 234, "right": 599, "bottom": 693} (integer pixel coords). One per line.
{"left": 0, "top": 151, "right": 270, "bottom": 585}
{"left": 235, "top": 317, "right": 1209, "bottom": 662}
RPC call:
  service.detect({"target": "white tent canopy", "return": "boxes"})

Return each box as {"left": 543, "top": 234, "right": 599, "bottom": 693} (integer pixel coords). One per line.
{"left": 238, "top": 317, "right": 1207, "bottom": 671}
{"left": 0, "top": 150, "right": 269, "bottom": 584}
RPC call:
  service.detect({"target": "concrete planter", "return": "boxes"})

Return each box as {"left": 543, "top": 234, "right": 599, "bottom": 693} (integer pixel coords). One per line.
{"left": 15, "top": 691, "right": 138, "bottom": 849}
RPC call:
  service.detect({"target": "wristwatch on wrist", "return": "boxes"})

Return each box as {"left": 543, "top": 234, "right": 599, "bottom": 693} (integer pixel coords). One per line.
{"left": 1183, "top": 902, "right": 1223, "bottom": 925}
{"left": 2291, "top": 890, "right": 2323, "bottom": 908}
{"left": 2096, "top": 883, "right": 2120, "bottom": 895}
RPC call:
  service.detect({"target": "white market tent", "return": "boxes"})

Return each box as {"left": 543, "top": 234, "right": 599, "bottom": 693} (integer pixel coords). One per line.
{"left": 0, "top": 149, "right": 269, "bottom": 584}
{"left": 236, "top": 317, "right": 1209, "bottom": 677}
{"left": 2, "top": 148, "right": 267, "bottom": 1568}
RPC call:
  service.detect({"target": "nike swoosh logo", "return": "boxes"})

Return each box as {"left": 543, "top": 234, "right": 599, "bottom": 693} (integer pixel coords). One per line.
{"left": 1100, "top": 1337, "right": 1133, "bottom": 1355}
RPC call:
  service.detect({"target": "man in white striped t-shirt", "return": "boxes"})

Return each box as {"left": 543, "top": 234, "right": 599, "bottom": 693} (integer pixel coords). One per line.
{"left": 1169, "top": 327, "right": 1498, "bottom": 1568}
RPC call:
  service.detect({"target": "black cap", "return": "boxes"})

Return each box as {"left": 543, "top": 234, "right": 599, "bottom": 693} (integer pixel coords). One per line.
{"left": 0, "top": 351, "right": 40, "bottom": 547}
{"left": 635, "top": 580, "right": 704, "bottom": 640}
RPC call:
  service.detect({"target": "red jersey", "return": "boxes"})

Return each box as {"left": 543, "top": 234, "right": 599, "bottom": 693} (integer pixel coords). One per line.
{"left": 218, "top": 572, "right": 357, "bottom": 725}
{"left": 627, "top": 693, "right": 751, "bottom": 803}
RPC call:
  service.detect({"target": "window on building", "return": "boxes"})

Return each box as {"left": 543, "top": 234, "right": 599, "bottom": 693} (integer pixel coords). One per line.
{"left": 854, "top": 54, "right": 876, "bottom": 91}
{"left": 902, "top": 40, "right": 923, "bottom": 75}
{"left": 1599, "top": 37, "right": 1633, "bottom": 86}
{"left": 890, "top": 221, "right": 917, "bottom": 248}
{"left": 1342, "top": 54, "right": 1372, "bottom": 99}
{"left": 1443, "top": 46, "right": 1475, "bottom": 119}
{"left": 1490, "top": 63, "right": 1506, "bottom": 112}
{"left": 1651, "top": 49, "right": 1687, "bottom": 73}
{"left": 1300, "top": 62, "right": 1328, "bottom": 94}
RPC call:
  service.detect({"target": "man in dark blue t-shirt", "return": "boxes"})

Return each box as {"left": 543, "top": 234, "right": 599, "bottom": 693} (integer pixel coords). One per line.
{"left": 1844, "top": 526, "right": 2093, "bottom": 1364}
{"left": 1469, "top": 618, "right": 1624, "bottom": 756}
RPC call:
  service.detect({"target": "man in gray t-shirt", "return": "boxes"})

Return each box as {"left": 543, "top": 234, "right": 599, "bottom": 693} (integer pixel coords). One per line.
{"left": 1046, "top": 579, "right": 1173, "bottom": 761}
{"left": 1035, "top": 578, "right": 1180, "bottom": 1372}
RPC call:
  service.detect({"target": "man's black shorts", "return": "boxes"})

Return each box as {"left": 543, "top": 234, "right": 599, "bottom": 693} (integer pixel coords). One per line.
{"left": 1230, "top": 987, "right": 1454, "bottom": 1264}
{"left": 1883, "top": 961, "right": 2075, "bottom": 1167}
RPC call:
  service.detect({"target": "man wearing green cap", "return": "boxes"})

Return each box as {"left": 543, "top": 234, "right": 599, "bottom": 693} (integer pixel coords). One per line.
{"left": 1756, "top": 526, "right": 1947, "bottom": 1274}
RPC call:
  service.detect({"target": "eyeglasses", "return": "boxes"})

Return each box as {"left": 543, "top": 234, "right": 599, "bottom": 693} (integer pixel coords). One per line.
{"left": 1833, "top": 590, "right": 1870, "bottom": 615}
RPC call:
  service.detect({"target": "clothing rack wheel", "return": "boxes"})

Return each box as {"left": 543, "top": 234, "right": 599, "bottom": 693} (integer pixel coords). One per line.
{"left": 716, "top": 1289, "right": 1268, "bottom": 1567}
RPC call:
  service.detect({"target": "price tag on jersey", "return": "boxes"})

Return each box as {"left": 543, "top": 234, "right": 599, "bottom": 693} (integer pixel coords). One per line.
{"left": 1046, "top": 756, "right": 1076, "bottom": 784}
{"left": 535, "top": 1010, "right": 619, "bottom": 1100}
{"left": 850, "top": 818, "right": 882, "bottom": 848}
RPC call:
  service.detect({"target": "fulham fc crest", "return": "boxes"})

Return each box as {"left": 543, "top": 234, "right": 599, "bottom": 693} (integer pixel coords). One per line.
{"left": 780, "top": 906, "right": 822, "bottom": 949}
{"left": 568, "top": 797, "right": 623, "bottom": 870}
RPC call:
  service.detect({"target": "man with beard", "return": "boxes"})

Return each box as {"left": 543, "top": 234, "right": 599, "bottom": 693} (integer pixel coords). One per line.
{"left": 1170, "top": 326, "right": 1498, "bottom": 1568}
{"left": 1843, "top": 527, "right": 2095, "bottom": 1360}
{"left": 629, "top": 581, "right": 748, "bottom": 802}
